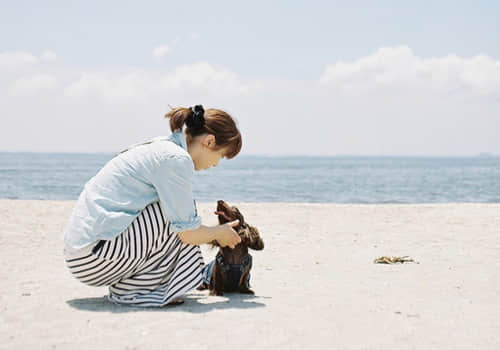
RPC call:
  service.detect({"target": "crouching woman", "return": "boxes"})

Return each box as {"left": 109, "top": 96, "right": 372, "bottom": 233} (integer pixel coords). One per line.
{"left": 63, "top": 105, "right": 242, "bottom": 307}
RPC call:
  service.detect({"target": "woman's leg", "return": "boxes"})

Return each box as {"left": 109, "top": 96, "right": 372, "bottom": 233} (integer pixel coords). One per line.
{"left": 65, "top": 202, "right": 161, "bottom": 287}
{"left": 65, "top": 201, "right": 205, "bottom": 307}
{"left": 108, "top": 239, "right": 204, "bottom": 307}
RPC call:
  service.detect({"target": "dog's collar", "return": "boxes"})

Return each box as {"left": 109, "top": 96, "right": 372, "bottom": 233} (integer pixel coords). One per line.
{"left": 216, "top": 252, "right": 252, "bottom": 273}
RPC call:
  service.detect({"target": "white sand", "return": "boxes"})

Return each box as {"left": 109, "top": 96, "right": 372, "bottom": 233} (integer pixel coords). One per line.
{"left": 0, "top": 200, "right": 499, "bottom": 349}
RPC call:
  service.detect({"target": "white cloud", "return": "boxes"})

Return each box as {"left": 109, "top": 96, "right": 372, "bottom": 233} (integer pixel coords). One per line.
{"left": 320, "top": 46, "right": 500, "bottom": 95}
{"left": 152, "top": 45, "right": 171, "bottom": 61}
{"left": 64, "top": 71, "right": 151, "bottom": 102}
{"left": 1, "top": 48, "right": 499, "bottom": 155}
{"left": 158, "top": 62, "right": 252, "bottom": 95}
{"left": 41, "top": 50, "right": 57, "bottom": 62}
{"left": 9, "top": 74, "right": 58, "bottom": 96}
{"left": 64, "top": 62, "right": 252, "bottom": 102}
{"left": 0, "top": 51, "right": 38, "bottom": 69}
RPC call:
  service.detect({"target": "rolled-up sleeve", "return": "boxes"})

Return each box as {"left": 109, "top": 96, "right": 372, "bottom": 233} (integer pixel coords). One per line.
{"left": 148, "top": 155, "right": 202, "bottom": 233}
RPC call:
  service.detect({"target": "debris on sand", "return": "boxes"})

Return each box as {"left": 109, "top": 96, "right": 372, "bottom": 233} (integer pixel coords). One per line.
{"left": 373, "top": 256, "right": 419, "bottom": 264}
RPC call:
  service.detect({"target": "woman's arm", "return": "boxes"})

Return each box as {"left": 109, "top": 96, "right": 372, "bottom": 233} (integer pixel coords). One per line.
{"left": 177, "top": 220, "right": 241, "bottom": 248}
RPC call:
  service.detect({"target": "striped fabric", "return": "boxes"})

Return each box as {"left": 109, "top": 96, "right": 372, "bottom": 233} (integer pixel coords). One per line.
{"left": 64, "top": 202, "right": 205, "bottom": 307}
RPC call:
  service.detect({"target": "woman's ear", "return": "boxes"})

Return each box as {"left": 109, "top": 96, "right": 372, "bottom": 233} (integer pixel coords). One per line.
{"left": 202, "top": 134, "right": 216, "bottom": 148}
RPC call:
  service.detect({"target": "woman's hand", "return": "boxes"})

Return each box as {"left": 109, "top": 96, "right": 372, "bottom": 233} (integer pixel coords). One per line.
{"left": 177, "top": 221, "right": 241, "bottom": 247}
{"left": 215, "top": 220, "right": 241, "bottom": 249}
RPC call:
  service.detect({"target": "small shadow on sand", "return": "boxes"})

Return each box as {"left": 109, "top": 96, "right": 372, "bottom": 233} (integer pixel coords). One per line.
{"left": 67, "top": 292, "right": 269, "bottom": 313}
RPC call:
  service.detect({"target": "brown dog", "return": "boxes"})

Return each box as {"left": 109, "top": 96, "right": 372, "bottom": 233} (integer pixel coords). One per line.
{"left": 198, "top": 200, "right": 264, "bottom": 296}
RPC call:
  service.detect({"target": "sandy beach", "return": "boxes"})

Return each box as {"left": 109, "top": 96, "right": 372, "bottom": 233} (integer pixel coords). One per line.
{"left": 0, "top": 200, "right": 499, "bottom": 349}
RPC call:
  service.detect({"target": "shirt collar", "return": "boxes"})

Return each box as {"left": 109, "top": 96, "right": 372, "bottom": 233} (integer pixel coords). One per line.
{"left": 167, "top": 130, "right": 188, "bottom": 151}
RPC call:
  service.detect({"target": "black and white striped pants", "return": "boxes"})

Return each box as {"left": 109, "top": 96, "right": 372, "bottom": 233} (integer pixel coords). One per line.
{"left": 64, "top": 202, "right": 205, "bottom": 307}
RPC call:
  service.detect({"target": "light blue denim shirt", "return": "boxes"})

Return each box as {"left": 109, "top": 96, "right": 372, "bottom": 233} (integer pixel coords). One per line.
{"left": 63, "top": 131, "right": 202, "bottom": 250}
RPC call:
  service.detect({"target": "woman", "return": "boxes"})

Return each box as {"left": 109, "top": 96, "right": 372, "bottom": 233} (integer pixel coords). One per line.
{"left": 63, "top": 105, "right": 242, "bottom": 307}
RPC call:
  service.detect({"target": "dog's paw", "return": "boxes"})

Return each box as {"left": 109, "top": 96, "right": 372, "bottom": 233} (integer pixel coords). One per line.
{"left": 239, "top": 287, "right": 255, "bottom": 295}
{"left": 197, "top": 283, "right": 208, "bottom": 291}
{"left": 209, "top": 289, "right": 224, "bottom": 296}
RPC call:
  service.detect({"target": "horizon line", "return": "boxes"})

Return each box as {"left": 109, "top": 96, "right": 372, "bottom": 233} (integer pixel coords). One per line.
{"left": 0, "top": 150, "right": 498, "bottom": 158}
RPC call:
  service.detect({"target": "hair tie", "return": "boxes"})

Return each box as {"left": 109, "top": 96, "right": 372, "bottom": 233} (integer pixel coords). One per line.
{"left": 186, "top": 105, "right": 205, "bottom": 130}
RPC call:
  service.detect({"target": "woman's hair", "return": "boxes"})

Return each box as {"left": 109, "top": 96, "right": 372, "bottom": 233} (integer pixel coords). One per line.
{"left": 165, "top": 106, "right": 242, "bottom": 159}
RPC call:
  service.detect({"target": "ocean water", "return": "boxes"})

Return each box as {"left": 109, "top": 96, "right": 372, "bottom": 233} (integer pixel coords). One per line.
{"left": 1, "top": 152, "right": 499, "bottom": 203}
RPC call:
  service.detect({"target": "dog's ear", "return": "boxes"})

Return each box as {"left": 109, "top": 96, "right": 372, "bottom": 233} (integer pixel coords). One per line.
{"left": 247, "top": 225, "right": 264, "bottom": 251}
{"left": 233, "top": 207, "right": 245, "bottom": 224}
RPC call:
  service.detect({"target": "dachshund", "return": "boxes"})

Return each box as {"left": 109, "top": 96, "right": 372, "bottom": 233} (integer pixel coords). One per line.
{"left": 198, "top": 200, "right": 264, "bottom": 296}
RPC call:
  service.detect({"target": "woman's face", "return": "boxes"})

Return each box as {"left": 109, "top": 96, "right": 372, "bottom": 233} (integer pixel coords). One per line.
{"left": 196, "top": 146, "right": 227, "bottom": 171}
{"left": 188, "top": 134, "right": 228, "bottom": 171}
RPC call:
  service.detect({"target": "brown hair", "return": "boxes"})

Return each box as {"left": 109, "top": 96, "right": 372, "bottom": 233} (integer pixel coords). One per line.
{"left": 165, "top": 106, "right": 242, "bottom": 159}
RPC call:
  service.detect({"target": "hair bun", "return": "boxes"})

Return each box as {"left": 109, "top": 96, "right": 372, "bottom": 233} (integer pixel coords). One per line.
{"left": 186, "top": 105, "right": 205, "bottom": 130}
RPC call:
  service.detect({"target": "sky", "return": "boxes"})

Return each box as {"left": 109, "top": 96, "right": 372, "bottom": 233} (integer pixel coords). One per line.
{"left": 1, "top": 0, "right": 499, "bottom": 156}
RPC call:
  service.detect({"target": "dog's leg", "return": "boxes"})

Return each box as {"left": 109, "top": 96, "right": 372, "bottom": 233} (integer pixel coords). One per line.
{"left": 238, "top": 271, "right": 254, "bottom": 294}
{"left": 210, "top": 261, "right": 225, "bottom": 296}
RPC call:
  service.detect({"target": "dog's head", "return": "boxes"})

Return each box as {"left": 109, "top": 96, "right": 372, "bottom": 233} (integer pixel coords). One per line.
{"left": 214, "top": 200, "right": 264, "bottom": 251}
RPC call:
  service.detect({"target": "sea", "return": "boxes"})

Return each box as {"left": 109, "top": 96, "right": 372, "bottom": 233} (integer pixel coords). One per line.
{"left": 1, "top": 152, "right": 499, "bottom": 203}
